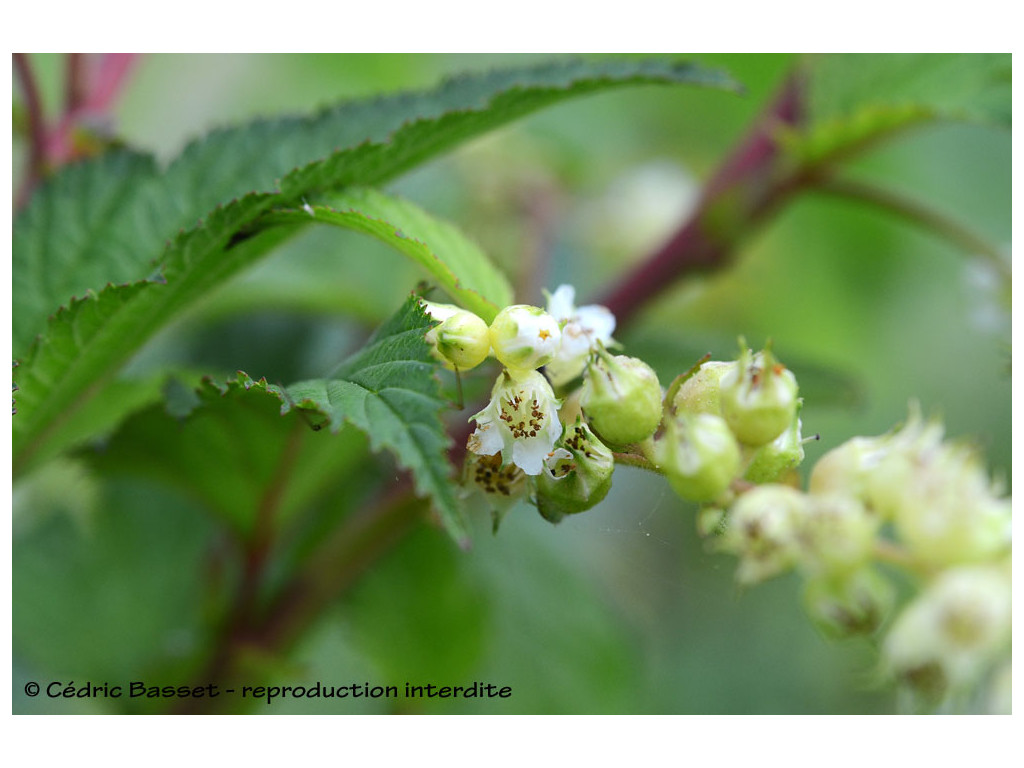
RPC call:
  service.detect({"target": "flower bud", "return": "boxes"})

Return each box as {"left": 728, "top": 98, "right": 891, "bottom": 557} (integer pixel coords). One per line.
{"left": 797, "top": 493, "right": 879, "bottom": 577}
{"left": 421, "top": 300, "right": 491, "bottom": 370}
{"left": 720, "top": 343, "right": 799, "bottom": 446}
{"left": 652, "top": 412, "right": 741, "bottom": 503}
{"left": 489, "top": 304, "right": 562, "bottom": 376}
{"left": 580, "top": 346, "right": 663, "bottom": 445}
{"left": 807, "top": 435, "right": 887, "bottom": 500}
{"left": 874, "top": 441, "right": 1010, "bottom": 568}
{"left": 743, "top": 412, "right": 806, "bottom": 484}
{"left": 721, "top": 484, "right": 809, "bottom": 584}
{"left": 534, "top": 418, "right": 614, "bottom": 522}
{"left": 802, "top": 567, "right": 894, "bottom": 639}
{"left": 882, "top": 564, "right": 1011, "bottom": 697}
{"left": 672, "top": 360, "right": 736, "bottom": 416}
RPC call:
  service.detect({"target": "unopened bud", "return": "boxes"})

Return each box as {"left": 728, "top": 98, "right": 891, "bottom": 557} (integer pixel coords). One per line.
{"left": 652, "top": 412, "right": 741, "bottom": 503}
{"left": 534, "top": 418, "right": 614, "bottom": 522}
{"left": 807, "top": 435, "right": 887, "bottom": 500}
{"left": 580, "top": 346, "right": 663, "bottom": 445}
{"left": 798, "top": 493, "right": 879, "bottom": 577}
{"left": 721, "top": 484, "right": 809, "bottom": 584}
{"left": 874, "top": 442, "right": 1010, "bottom": 568}
{"left": 803, "top": 567, "right": 894, "bottom": 639}
{"left": 744, "top": 411, "right": 807, "bottom": 484}
{"left": 421, "top": 300, "right": 491, "bottom": 370}
{"left": 672, "top": 360, "right": 736, "bottom": 416}
{"left": 489, "top": 304, "right": 562, "bottom": 376}
{"left": 720, "top": 342, "right": 799, "bottom": 446}
{"left": 883, "top": 564, "right": 1011, "bottom": 696}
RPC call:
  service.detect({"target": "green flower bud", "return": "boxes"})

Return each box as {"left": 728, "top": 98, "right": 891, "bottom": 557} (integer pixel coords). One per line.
{"left": 421, "top": 300, "right": 491, "bottom": 370}
{"left": 672, "top": 360, "right": 736, "bottom": 416}
{"left": 807, "top": 435, "right": 887, "bottom": 500}
{"left": 533, "top": 418, "right": 614, "bottom": 523}
{"left": 652, "top": 412, "right": 741, "bottom": 503}
{"left": 802, "top": 567, "right": 894, "bottom": 639}
{"left": 489, "top": 304, "right": 562, "bottom": 376}
{"left": 810, "top": 406, "right": 1011, "bottom": 568}
{"left": 580, "top": 346, "right": 663, "bottom": 445}
{"left": 720, "top": 343, "right": 799, "bottom": 447}
{"left": 797, "top": 493, "right": 879, "bottom": 577}
{"left": 872, "top": 440, "right": 1010, "bottom": 568}
{"left": 721, "top": 484, "right": 809, "bottom": 585}
{"left": 743, "top": 411, "right": 806, "bottom": 484}
{"left": 883, "top": 564, "right": 1011, "bottom": 697}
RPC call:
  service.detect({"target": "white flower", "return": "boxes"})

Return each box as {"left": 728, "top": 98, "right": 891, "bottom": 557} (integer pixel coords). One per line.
{"left": 467, "top": 370, "right": 563, "bottom": 475}
{"left": 544, "top": 284, "right": 616, "bottom": 386}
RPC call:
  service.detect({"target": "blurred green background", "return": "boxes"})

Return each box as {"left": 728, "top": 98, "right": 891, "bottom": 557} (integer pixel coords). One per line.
{"left": 13, "top": 53, "right": 1010, "bottom": 714}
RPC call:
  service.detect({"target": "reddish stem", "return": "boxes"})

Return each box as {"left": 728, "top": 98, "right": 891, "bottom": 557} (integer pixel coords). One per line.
{"left": 13, "top": 53, "right": 48, "bottom": 210}
{"left": 15, "top": 53, "right": 140, "bottom": 210}
{"left": 65, "top": 53, "right": 88, "bottom": 114}
{"left": 597, "top": 69, "right": 809, "bottom": 327}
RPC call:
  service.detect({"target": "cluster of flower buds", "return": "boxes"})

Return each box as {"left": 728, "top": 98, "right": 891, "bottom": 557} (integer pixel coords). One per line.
{"left": 706, "top": 401, "right": 1011, "bottom": 709}
{"left": 423, "top": 293, "right": 1011, "bottom": 710}
{"left": 645, "top": 338, "right": 805, "bottom": 505}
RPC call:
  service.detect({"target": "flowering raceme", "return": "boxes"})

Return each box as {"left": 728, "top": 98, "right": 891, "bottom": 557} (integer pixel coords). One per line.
{"left": 441, "top": 286, "right": 1010, "bottom": 709}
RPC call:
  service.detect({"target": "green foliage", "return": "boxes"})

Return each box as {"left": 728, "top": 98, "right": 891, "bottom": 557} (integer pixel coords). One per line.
{"left": 281, "top": 297, "right": 467, "bottom": 543}
{"left": 84, "top": 374, "right": 373, "bottom": 536}
{"left": 788, "top": 53, "right": 1011, "bottom": 166}
{"left": 13, "top": 56, "right": 737, "bottom": 476}
{"left": 85, "top": 296, "right": 459, "bottom": 540}
{"left": 12, "top": 149, "right": 160, "bottom": 358}
{"left": 257, "top": 189, "right": 514, "bottom": 321}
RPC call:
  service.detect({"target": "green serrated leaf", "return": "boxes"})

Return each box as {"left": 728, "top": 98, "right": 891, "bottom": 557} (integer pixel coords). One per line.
{"left": 12, "top": 198, "right": 291, "bottom": 476}
{"left": 277, "top": 58, "right": 740, "bottom": 200}
{"left": 256, "top": 189, "right": 514, "bottom": 321}
{"left": 281, "top": 297, "right": 467, "bottom": 544}
{"left": 787, "top": 53, "right": 1010, "bottom": 166}
{"left": 12, "top": 150, "right": 161, "bottom": 359}
{"left": 83, "top": 373, "right": 374, "bottom": 535}
{"left": 14, "top": 57, "right": 738, "bottom": 474}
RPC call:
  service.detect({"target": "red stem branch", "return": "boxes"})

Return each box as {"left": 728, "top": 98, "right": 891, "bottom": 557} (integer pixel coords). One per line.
{"left": 13, "top": 53, "right": 48, "bottom": 210}
{"left": 597, "top": 69, "right": 809, "bottom": 327}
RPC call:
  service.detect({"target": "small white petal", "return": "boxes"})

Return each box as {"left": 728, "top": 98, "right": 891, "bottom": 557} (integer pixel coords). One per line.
{"left": 546, "top": 284, "right": 577, "bottom": 324}
{"left": 469, "top": 417, "right": 504, "bottom": 457}
{"left": 542, "top": 286, "right": 617, "bottom": 386}
{"left": 512, "top": 439, "right": 550, "bottom": 476}
{"left": 575, "top": 304, "right": 616, "bottom": 343}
